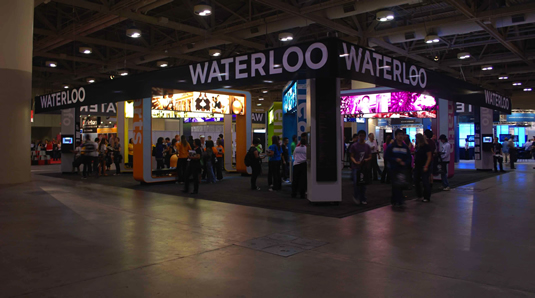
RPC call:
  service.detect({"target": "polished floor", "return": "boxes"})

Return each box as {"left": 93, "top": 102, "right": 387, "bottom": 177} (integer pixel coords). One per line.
{"left": 1, "top": 162, "right": 535, "bottom": 297}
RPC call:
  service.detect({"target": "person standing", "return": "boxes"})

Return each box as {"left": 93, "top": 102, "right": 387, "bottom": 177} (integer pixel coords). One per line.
{"left": 267, "top": 135, "right": 282, "bottom": 191}
{"left": 45, "top": 140, "right": 53, "bottom": 159}
{"left": 128, "top": 138, "right": 134, "bottom": 169}
{"left": 113, "top": 137, "right": 122, "bottom": 175}
{"left": 98, "top": 138, "right": 108, "bottom": 176}
{"left": 219, "top": 134, "right": 224, "bottom": 147}
{"left": 155, "top": 137, "right": 165, "bottom": 170}
{"left": 292, "top": 136, "right": 307, "bottom": 199}
{"left": 176, "top": 135, "right": 192, "bottom": 183}
{"left": 281, "top": 137, "right": 290, "bottom": 183}
{"left": 248, "top": 138, "right": 265, "bottom": 190}
{"left": 381, "top": 135, "right": 393, "bottom": 183}
{"left": 203, "top": 140, "right": 217, "bottom": 183}
{"left": 502, "top": 137, "right": 510, "bottom": 163}
{"left": 424, "top": 129, "right": 437, "bottom": 190}
{"left": 414, "top": 133, "right": 432, "bottom": 202}
{"left": 290, "top": 135, "right": 297, "bottom": 155}
{"left": 81, "top": 135, "right": 98, "bottom": 179}
{"left": 214, "top": 139, "right": 225, "bottom": 180}
{"left": 349, "top": 130, "right": 371, "bottom": 205}
{"left": 366, "top": 133, "right": 382, "bottom": 181}
{"left": 183, "top": 139, "right": 202, "bottom": 194}
{"left": 508, "top": 136, "right": 516, "bottom": 169}
{"left": 386, "top": 130, "right": 412, "bottom": 208}
{"left": 439, "top": 135, "right": 451, "bottom": 191}
{"left": 464, "top": 139, "right": 470, "bottom": 160}
{"left": 492, "top": 137, "right": 505, "bottom": 173}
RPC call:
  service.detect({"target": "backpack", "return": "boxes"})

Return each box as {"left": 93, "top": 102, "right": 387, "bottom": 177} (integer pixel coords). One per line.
{"left": 244, "top": 148, "right": 255, "bottom": 167}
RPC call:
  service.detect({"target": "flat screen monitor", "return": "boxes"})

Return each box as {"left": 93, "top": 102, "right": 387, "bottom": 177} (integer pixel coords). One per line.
{"left": 467, "top": 135, "right": 475, "bottom": 142}
{"left": 151, "top": 91, "right": 245, "bottom": 115}
{"left": 282, "top": 81, "right": 297, "bottom": 113}
{"left": 62, "top": 137, "right": 73, "bottom": 144}
{"left": 341, "top": 91, "right": 436, "bottom": 116}
{"left": 499, "top": 134, "right": 511, "bottom": 142}
{"left": 483, "top": 136, "right": 493, "bottom": 143}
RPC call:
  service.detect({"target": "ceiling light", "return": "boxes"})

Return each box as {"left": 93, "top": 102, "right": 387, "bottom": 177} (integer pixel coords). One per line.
{"left": 46, "top": 61, "right": 57, "bottom": 68}
{"left": 262, "top": 90, "right": 268, "bottom": 94}
{"left": 513, "top": 82, "right": 522, "bottom": 86}
{"left": 457, "top": 52, "right": 470, "bottom": 59}
{"left": 63, "top": 85, "right": 69, "bottom": 89}
{"left": 498, "top": 74, "right": 508, "bottom": 80}
{"left": 257, "top": 103, "right": 262, "bottom": 106}
{"left": 119, "top": 70, "right": 128, "bottom": 76}
{"left": 87, "top": 78, "right": 95, "bottom": 83}
{"left": 376, "top": 10, "right": 395, "bottom": 22}
{"left": 481, "top": 65, "right": 493, "bottom": 71}
{"left": 157, "top": 61, "right": 168, "bottom": 67}
{"left": 273, "top": 64, "right": 281, "bottom": 68}
{"left": 223, "top": 86, "right": 232, "bottom": 88}
{"left": 278, "top": 32, "right": 294, "bottom": 42}
{"left": 424, "top": 34, "right": 440, "bottom": 44}
{"left": 79, "top": 47, "right": 92, "bottom": 54}
{"left": 194, "top": 3, "right": 212, "bottom": 16}
{"left": 259, "top": 97, "right": 264, "bottom": 101}
{"left": 433, "top": 55, "right": 439, "bottom": 61}
{"left": 339, "top": 53, "right": 349, "bottom": 57}
{"left": 524, "top": 88, "right": 532, "bottom": 92}
{"left": 264, "top": 80, "right": 273, "bottom": 83}
{"left": 126, "top": 28, "right": 141, "bottom": 38}
{"left": 209, "top": 49, "right": 221, "bottom": 57}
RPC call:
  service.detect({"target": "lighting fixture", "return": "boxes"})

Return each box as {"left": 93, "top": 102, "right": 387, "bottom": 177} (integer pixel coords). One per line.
{"left": 264, "top": 80, "right": 273, "bottom": 83}
{"left": 424, "top": 34, "right": 440, "bottom": 44}
{"left": 126, "top": 28, "right": 141, "bottom": 38}
{"left": 481, "top": 65, "right": 493, "bottom": 71}
{"left": 278, "top": 32, "right": 294, "bottom": 42}
{"left": 273, "top": 64, "right": 281, "bottom": 68}
{"left": 498, "top": 74, "right": 508, "bottom": 80}
{"left": 119, "top": 70, "right": 129, "bottom": 76}
{"left": 524, "top": 88, "right": 532, "bottom": 92}
{"left": 157, "top": 61, "right": 168, "bottom": 67}
{"left": 376, "top": 10, "right": 395, "bottom": 22}
{"left": 339, "top": 53, "right": 349, "bottom": 57}
{"left": 256, "top": 103, "right": 262, "bottom": 106}
{"left": 87, "top": 78, "right": 95, "bottom": 83}
{"left": 209, "top": 49, "right": 221, "bottom": 57}
{"left": 262, "top": 90, "right": 268, "bottom": 94}
{"left": 259, "top": 97, "right": 264, "bottom": 101}
{"left": 512, "top": 82, "right": 522, "bottom": 86}
{"left": 223, "top": 86, "right": 232, "bottom": 88}
{"left": 79, "top": 47, "right": 92, "bottom": 54}
{"left": 194, "top": 3, "right": 212, "bottom": 16}
{"left": 46, "top": 61, "right": 57, "bottom": 68}
{"left": 63, "top": 85, "right": 69, "bottom": 89}
{"left": 434, "top": 55, "right": 439, "bottom": 61}
{"left": 457, "top": 52, "right": 471, "bottom": 59}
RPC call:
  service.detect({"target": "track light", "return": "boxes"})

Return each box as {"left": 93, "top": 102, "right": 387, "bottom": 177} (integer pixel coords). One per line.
{"left": 87, "top": 78, "right": 95, "bottom": 83}
{"left": 481, "top": 65, "right": 493, "bottom": 71}
{"left": 209, "top": 49, "right": 221, "bottom": 57}
{"left": 194, "top": 3, "right": 212, "bottom": 16}
{"left": 498, "top": 74, "right": 508, "bottom": 80}
{"left": 512, "top": 82, "right": 522, "bottom": 86}
{"left": 278, "top": 32, "right": 294, "bottom": 42}
{"left": 376, "top": 10, "right": 395, "bottom": 22}
{"left": 424, "top": 34, "right": 440, "bottom": 44}
{"left": 63, "top": 85, "right": 69, "bottom": 89}
{"left": 46, "top": 61, "right": 57, "bottom": 68}
{"left": 79, "top": 47, "right": 92, "bottom": 54}
{"left": 157, "top": 61, "right": 168, "bottom": 67}
{"left": 126, "top": 28, "right": 141, "bottom": 38}
{"left": 524, "top": 88, "right": 532, "bottom": 92}
{"left": 457, "top": 52, "right": 470, "bottom": 59}
{"left": 119, "top": 70, "right": 128, "bottom": 76}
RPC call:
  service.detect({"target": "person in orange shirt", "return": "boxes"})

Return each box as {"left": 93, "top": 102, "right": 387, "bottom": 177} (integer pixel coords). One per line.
{"left": 214, "top": 138, "right": 225, "bottom": 180}
{"left": 176, "top": 135, "right": 192, "bottom": 183}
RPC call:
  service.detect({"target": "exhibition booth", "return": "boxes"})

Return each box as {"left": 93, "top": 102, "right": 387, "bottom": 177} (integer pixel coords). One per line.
{"left": 35, "top": 38, "right": 512, "bottom": 203}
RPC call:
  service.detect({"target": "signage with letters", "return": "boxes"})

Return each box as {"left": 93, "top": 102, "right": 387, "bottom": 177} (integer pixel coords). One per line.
{"left": 34, "top": 38, "right": 512, "bottom": 114}
{"left": 252, "top": 112, "right": 265, "bottom": 124}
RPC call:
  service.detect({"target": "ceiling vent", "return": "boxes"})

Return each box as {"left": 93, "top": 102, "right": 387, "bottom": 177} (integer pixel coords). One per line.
{"left": 250, "top": 27, "right": 259, "bottom": 34}
{"left": 511, "top": 14, "right": 525, "bottom": 23}
{"left": 405, "top": 32, "right": 415, "bottom": 40}
{"left": 342, "top": 4, "right": 355, "bottom": 13}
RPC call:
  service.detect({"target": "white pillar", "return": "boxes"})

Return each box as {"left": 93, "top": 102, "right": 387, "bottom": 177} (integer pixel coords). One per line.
{"left": 0, "top": 1, "right": 33, "bottom": 184}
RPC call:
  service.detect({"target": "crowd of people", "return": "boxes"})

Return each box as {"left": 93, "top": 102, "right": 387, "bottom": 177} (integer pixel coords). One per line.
{"left": 73, "top": 135, "right": 123, "bottom": 178}
{"left": 347, "top": 129, "right": 451, "bottom": 208}
{"left": 32, "top": 139, "right": 61, "bottom": 161}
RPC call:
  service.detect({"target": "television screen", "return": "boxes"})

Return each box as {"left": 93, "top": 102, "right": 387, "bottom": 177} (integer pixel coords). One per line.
{"left": 499, "top": 134, "right": 511, "bottom": 142}
{"left": 343, "top": 110, "right": 436, "bottom": 121}
{"left": 151, "top": 92, "right": 245, "bottom": 115}
{"left": 62, "top": 137, "right": 73, "bottom": 144}
{"left": 283, "top": 81, "right": 297, "bottom": 113}
{"left": 483, "top": 136, "right": 493, "bottom": 143}
{"left": 467, "top": 135, "right": 475, "bottom": 142}
{"left": 340, "top": 91, "right": 436, "bottom": 116}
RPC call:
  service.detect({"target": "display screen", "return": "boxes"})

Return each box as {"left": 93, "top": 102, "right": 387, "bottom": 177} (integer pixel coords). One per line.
{"left": 62, "top": 137, "right": 73, "bottom": 144}
{"left": 343, "top": 110, "right": 436, "bottom": 120}
{"left": 499, "top": 134, "right": 511, "bottom": 142}
{"left": 184, "top": 117, "right": 223, "bottom": 123}
{"left": 467, "top": 135, "right": 475, "bottom": 142}
{"left": 152, "top": 92, "right": 245, "bottom": 115}
{"left": 483, "top": 136, "right": 493, "bottom": 143}
{"left": 341, "top": 91, "right": 436, "bottom": 116}
{"left": 283, "top": 81, "right": 297, "bottom": 113}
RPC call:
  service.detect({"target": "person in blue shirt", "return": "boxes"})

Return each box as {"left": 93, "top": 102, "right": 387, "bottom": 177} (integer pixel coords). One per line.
{"left": 386, "top": 129, "right": 412, "bottom": 208}
{"left": 267, "top": 135, "right": 282, "bottom": 191}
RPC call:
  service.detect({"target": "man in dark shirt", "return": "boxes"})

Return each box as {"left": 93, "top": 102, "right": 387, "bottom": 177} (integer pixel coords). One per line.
{"left": 424, "top": 129, "right": 437, "bottom": 188}
{"left": 281, "top": 137, "right": 290, "bottom": 182}
{"left": 349, "top": 130, "right": 371, "bottom": 205}
{"left": 183, "top": 139, "right": 202, "bottom": 194}
{"left": 492, "top": 137, "right": 505, "bottom": 173}
{"left": 386, "top": 129, "right": 412, "bottom": 208}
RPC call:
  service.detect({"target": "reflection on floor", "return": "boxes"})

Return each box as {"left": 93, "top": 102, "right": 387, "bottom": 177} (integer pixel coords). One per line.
{"left": 1, "top": 162, "right": 534, "bottom": 297}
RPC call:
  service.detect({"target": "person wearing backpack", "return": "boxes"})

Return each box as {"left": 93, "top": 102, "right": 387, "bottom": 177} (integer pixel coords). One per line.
{"left": 247, "top": 138, "right": 265, "bottom": 190}
{"left": 267, "top": 135, "right": 283, "bottom": 191}
{"left": 203, "top": 140, "right": 217, "bottom": 183}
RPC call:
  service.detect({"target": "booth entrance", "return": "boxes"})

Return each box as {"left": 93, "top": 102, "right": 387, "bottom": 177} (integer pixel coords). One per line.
{"left": 35, "top": 37, "right": 512, "bottom": 204}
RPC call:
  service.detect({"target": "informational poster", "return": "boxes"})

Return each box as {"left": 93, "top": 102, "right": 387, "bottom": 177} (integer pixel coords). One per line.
{"left": 151, "top": 91, "right": 245, "bottom": 115}
{"left": 283, "top": 81, "right": 297, "bottom": 113}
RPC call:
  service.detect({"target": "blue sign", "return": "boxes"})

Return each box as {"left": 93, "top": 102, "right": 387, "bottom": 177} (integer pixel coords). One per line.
{"left": 506, "top": 113, "right": 535, "bottom": 122}
{"left": 378, "top": 119, "right": 388, "bottom": 126}
{"left": 282, "top": 81, "right": 297, "bottom": 113}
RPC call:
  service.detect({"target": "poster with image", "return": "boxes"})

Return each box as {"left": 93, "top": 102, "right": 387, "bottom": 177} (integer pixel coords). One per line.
{"left": 340, "top": 91, "right": 436, "bottom": 116}
{"left": 152, "top": 92, "right": 245, "bottom": 115}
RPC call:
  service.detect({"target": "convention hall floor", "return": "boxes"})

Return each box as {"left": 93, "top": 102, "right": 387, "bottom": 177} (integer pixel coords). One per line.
{"left": 1, "top": 162, "right": 535, "bottom": 297}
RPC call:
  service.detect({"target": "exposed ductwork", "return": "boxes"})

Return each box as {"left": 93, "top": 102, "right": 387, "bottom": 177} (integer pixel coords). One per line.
{"left": 385, "top": 12, "right": 535, "bottom": 44}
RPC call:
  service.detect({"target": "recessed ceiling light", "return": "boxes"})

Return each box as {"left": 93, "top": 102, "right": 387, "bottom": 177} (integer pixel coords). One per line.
{"left": 126, "top": 28, "right": 141, "bottom": 38}
{"left": 523, "top": 88, "right": 532, "bottom": 92}
{"left": 63, "top": 85, "right": 69, "bottom": 89}
{"left": 512, "top": 82, "right": 522, "bottom": 86}
{"left": 46, "top": 61, "right": 57, "bottom": 68}
{"left": 339, "top": 53, "right": 349, "bottom": 57}
{"left": 273, "top": 64, "right": 281, "bottom": 68}
{"left": 223, "top": 86, "right": 232, "bottom": 88}
{"left": 376, "top": 10, "right": 394, "bottom": 22}
{"left": 264, "top": 80, "right": 273, "bottom": 83}
{"left": 87, "top": 78, "right": 95, "bottom": 83}
{"left": 498, "top": 74, "right": 508, "bottom": 80}
{"left": 457, "top": 52, "right": 470, "bottom": 59}
{"left": 259, "top": 97, "right": 264, "bottom": 101}
{"left": 194, "top": 3, "right": 212, "bottom": 16}
{"left": 434, "top": 55, "right": 439, "bottom": 61}
{"left": 481, "top": 65, "right": 493, "bottom": 71}
{"left": 256, "top": 103, "right": 262, "bottom": 106}
{"left": 209, "top": 49, "right": 221, "bottom": 57}
{"left": 79, "top": 47, "right": 92, "bottom": 54}
{"left": 119, "top": 70, "right": 128, "bottom": 76}
{"left": 278, "top": 32, "right": 294, "bottom": 42}
{"left": 157, "top": 61, "right": 168, "bottom": 67}
{"left": 424, "top": 34, "right": 440, "bottom": 44}
{"left": 262, "top": 90, "right": 268, "bottom": 94}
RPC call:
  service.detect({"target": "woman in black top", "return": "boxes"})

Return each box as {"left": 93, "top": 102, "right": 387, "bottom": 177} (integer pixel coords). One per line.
{"left": 249, "top": 138, "right": 264, "bottom": 190}
{"left": 414, "top": 133, "right": 432, "bottom": 202}
{"left": 183, "top": 139, "right": 202, "bottom": 194}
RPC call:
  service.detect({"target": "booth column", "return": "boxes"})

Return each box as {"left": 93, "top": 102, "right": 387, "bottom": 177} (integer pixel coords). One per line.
{"left": 307, "top": 78, "right": 342, "bottom": 203}
{"left": 0, "top": 1, "right": 33, "bottom": 184}
{"left": 474, "top": 107, "right": 494, "bottom": 170}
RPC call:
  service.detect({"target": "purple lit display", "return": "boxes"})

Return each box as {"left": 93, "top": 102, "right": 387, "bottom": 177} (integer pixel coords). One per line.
{"left": 340, "top": 91, "right": 436, "bottom": 116}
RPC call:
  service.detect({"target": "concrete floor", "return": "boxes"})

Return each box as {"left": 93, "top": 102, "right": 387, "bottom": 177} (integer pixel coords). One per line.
{"left": 1, "top": 162, "right": 535, "bottom": 297}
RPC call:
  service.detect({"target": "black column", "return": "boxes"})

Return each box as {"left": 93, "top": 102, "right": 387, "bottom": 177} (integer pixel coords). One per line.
{"left": 315, "top": 77, "right": 339, "bottom": 182}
